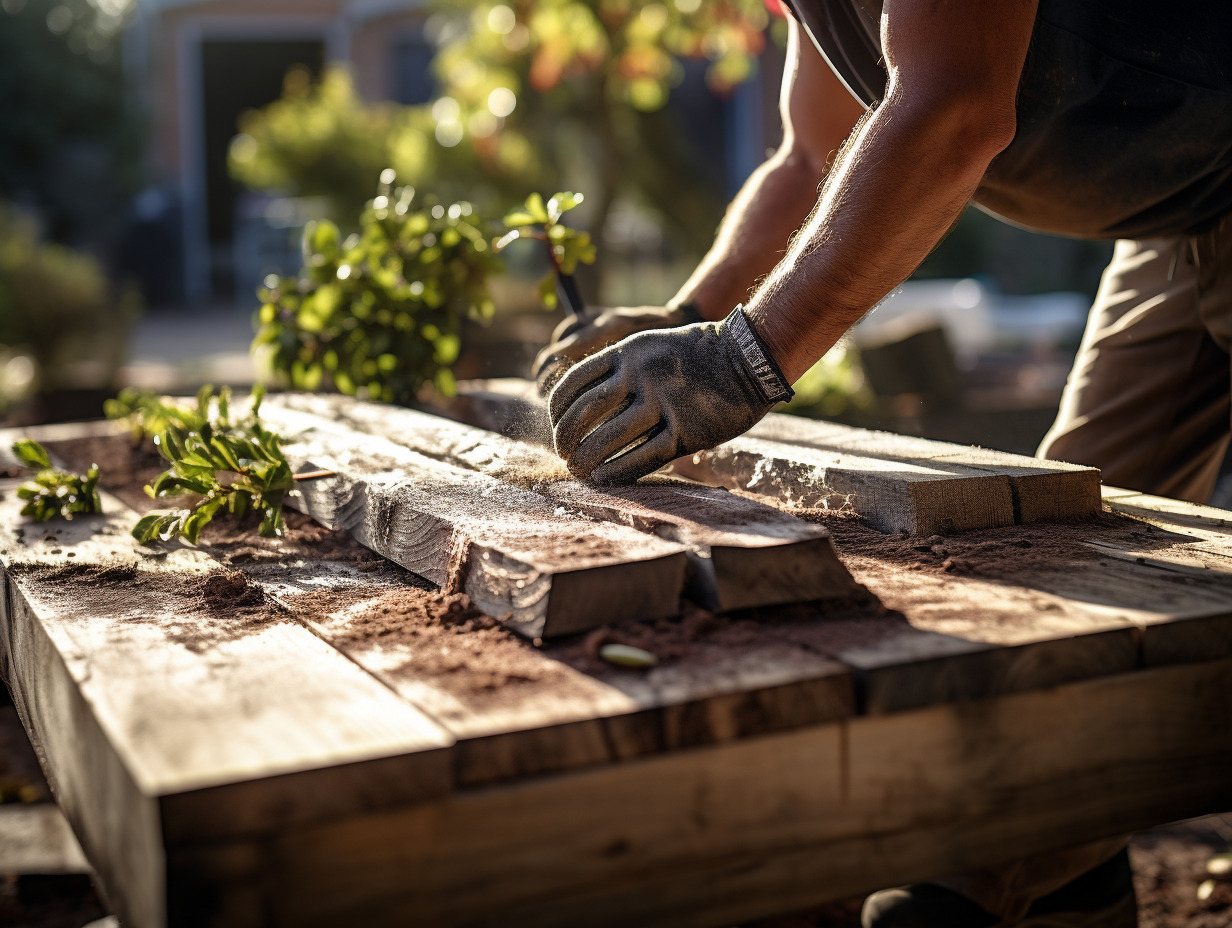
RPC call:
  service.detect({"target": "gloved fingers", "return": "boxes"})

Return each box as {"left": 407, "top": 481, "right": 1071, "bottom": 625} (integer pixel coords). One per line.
{"left": 552, "top": 372, "right": 632, "bottom": 461}
{"left": 563, "top": 399, "right": 660, "bottom": 481}
{"left": 589, "top": 423, "right": 681, "bottom": 485}
{"left": 532, "top": 345, "right": 571, "bottom": 393}
{"left": 531, "top": 320, "right": 617, "bottom": 386}
{"left": 548, "top": 350, "right": 618, "bottom": 425}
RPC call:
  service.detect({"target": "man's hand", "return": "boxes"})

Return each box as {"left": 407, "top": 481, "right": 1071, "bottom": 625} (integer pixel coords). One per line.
{"left": 548, "top": 307, "right": 792, "bottom": 484}
{"left": 532, "top": 303, "right": 704, "bottom": 393}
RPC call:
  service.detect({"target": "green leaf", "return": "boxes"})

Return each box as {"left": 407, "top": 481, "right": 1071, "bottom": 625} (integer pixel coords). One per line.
{"left": 547, "top": 191, "right": 582, "bottom": 223}
{"left": 12, "top": 440, "right": 51, "bottom": 470}
{"left": 523, "top": 192, "right": 549, "bottom": 224}
{"left": 132, "top": 513, "right": 164, "bottom": 542}
{"left": 500, "top": 212, "right": 535, "bottom": 228}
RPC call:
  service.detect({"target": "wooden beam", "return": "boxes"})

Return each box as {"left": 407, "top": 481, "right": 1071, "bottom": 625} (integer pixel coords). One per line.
{"left": 747, "top": 416, "right": 1102, "bottom": 524}
{"left": 194, "top": 659, "right": 1232, "bottom": 927}
{"left": 263, "top": 397, "right": 859, "bottom": 613}
{"left": 260, "top": 406, "right": 691, "bottom": 638}
{"left": 440, "top": 379, "right": 1102, "bottom": 534}
{"left": 0, "top": 485, "right": 454, "bottom": 928}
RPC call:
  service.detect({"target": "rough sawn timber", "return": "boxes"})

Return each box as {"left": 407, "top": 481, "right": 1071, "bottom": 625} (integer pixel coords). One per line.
{"left": 265, "top": 394, "right": 860, "bottom": 612}
{"left": 259, "top": 404, "right": 690, "bottom": 638}
{"left": 0, "top": 487, "right": 454, "bottom": 928}
{"left": 441, "top": 379, "right": 1101, "bottom": 534}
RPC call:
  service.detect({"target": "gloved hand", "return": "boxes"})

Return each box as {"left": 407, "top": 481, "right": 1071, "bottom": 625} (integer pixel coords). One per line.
{"left": 548, "top": 305, "right": 794, "bottom": 484}
{"left": 532, "top": 302, "right": 704, "bottom": 393}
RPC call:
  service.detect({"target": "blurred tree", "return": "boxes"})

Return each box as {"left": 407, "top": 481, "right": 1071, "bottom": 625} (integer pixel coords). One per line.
{"left": 0, "top": 204, "right": 139, "bottom": 404}
{"left": 0, "top": 0, "right": 139, "bottom": 246}
{"left": 229, "top": 0, "right": 770, "bottom": 284}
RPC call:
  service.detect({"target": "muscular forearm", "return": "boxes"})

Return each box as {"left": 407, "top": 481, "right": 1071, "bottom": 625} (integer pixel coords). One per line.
{"left": 670, "top": 144, "right": 829, "bottom": 320}
{"left": 745, "top": 86, "right": 1013, "bottom": 381}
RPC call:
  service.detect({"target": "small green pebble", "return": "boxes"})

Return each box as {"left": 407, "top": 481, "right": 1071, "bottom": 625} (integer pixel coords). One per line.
{"left": 599, "top": 643, "right": 657, "bottom": 668}
{"left": 1198, "top": 878, "right": 1216, "bottom": 901}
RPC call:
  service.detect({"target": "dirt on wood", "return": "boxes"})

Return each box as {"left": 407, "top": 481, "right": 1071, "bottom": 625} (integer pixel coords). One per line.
{"left": 42, "top": 434, "right": 166, "bottom": 513}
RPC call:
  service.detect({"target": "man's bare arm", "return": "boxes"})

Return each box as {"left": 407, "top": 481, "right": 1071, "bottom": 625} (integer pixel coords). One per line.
{"left": 672, "top": 19, "right": 865, "bottom": 320}
{"left": 745, "top": 0, "right": 1039, "bottom": 380}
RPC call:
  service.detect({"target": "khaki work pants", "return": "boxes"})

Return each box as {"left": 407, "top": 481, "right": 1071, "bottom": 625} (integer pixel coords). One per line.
{"left": 933, "top": 214, "right": 1232, "bottom": 924}
{"left": 1040, "top": 212, "right": 1232, "bottom": 501}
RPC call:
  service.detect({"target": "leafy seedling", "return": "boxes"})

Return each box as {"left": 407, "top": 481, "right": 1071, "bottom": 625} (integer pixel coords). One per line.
{"left": 495, "top": 192, "right": 596, "bottom": 315}
{"left": 132, "top": 386, "right": 296, "bottom": 544}
{"left": 11, "top": 439, "right": 102, "bottom": 522}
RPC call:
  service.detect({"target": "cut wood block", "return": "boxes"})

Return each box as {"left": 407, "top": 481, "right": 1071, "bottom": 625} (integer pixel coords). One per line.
{"left": 0, "top": 484, "right": 454, "bottom": 928}
{"left": 672, "top": 434, "right": 1017, "bottom": 535}
{"left": 259, "top": 404, "right": 689, "bottom": 638}
{"left": 441, "top": 380, "right": 1101, "bottom": 533}
{"left": 748, "top": 415, "right": 1103, "bottom": 524}
{"left": 265, "top": 396, "right": 859, "bottom": 612}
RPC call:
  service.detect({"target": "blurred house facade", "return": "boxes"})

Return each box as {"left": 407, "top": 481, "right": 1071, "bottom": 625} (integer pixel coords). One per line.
{"left": 126, "top": 0, "right": 790, "bottom": 307}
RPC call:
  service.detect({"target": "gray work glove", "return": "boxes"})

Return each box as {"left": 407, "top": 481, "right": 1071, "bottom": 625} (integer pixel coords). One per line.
{"left": 532, "top": 302, "right": 704, "bottom": 393}
{"left": 548, "top": 305, "right": 794, "bottom": 485}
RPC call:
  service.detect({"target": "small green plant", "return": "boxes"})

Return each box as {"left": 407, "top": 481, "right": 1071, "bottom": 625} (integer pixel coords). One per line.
{"left": 132, "top": 386, "right": 294, "bottom": 544}
{"left": 495, "top": 192, "right": 596, "bottom": 309}
{"left": 253, "top": 172, "right": 502, "bottom": 403}
{"left": 11, "top": 439, "right": 102, "bottom": 522}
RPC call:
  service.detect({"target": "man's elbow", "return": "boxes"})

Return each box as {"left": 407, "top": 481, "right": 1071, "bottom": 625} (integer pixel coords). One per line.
{"left": 889, "top": 78, "right": 1019, "bottom": 167}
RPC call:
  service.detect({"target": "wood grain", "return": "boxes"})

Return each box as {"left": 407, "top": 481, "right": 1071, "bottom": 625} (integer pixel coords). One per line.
{"left": 268, "top": 394, "right": 860, "bottom": 611}
{"left": 260, "top": 403, "right": 691, "bottom": 638}
{"left": 748, "top": 415, "right": 1102, "bottom": 524}
{"left": 0, "top": 483, "right": 454, "bottom": 928}
{"left": 200, "top": 660, "right": 1232, "bottom": 928}
{"left": 441, "top": 379, "right": 1101, "bottom": 533}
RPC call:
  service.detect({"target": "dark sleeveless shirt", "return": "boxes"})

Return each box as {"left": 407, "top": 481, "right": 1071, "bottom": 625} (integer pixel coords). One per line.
{"left": 782, "top": 0, "right": 1232, "bottom": 240}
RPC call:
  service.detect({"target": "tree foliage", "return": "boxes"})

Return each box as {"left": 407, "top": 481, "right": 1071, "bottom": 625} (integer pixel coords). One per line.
{"left": 228, "top": 0, "right": 771, "bottom": 265}
{"left": 0, "top": 204, "right": 139, "bottom": 395}
{"left": 253, "top": 173, "right": 501, "bottom": 402}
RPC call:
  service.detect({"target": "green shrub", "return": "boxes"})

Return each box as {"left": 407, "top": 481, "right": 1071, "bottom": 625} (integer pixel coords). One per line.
{"left": 253, "top": 174, "right": 501, "bottom": 402}
{"left": 0, "top": 204, "right": 138, "bottom": 400}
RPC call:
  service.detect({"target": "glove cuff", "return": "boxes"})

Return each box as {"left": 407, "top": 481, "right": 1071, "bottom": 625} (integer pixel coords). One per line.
{"left": 726, "top": 305, "right": 794, "bottom": 405}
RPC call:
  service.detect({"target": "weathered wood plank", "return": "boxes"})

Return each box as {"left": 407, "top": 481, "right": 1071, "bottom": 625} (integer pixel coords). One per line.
{"left": 268, "top": 394, "right": 860, "bottom": 611}
{"left": 746, "top": 415, "right": 1103, "bottom": 524}
{"left": 442, "top": 379, "right": 1101, "bottom": 533}
{"left": 0, "top": 482, "right": 455, "bottom": 928}
{"left": 269, "top": 568, "right": 856, "bottom": 788}
{"left": 193, "top": 659, "right": 1232, "bottom": 928}
{"left": 260, "top": 404, "right": 690, "bottom": 638}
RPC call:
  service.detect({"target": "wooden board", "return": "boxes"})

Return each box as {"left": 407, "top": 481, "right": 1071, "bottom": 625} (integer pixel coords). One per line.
{"left": 439, "top": 379, "right": 1100, "bottom": 534}
{"left": 5, "top": 415, "right": 1232, "bottom": 927}
{"left": 186, "top": 659, "right": 1232, "bottom": 928}
{"left": 266, "top": 394, "right": 860, "bottom": 612}
{"left": 0, "top": 486, "right": 455, "bottom": 928}
{"left": 258, "top": 404, "right": 691, "bottom": 638}
{"left": 745, "top": 415, "right": 1102, "bottom": 524}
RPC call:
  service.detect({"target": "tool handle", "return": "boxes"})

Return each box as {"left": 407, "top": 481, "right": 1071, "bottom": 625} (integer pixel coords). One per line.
{"left": 556, "top": 273, "right": 586, "bottom": 320}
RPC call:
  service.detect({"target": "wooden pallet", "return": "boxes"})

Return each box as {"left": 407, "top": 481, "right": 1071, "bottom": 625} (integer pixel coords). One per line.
{"left": 1, "top": 412, "right": 1230, "bottom": 927}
